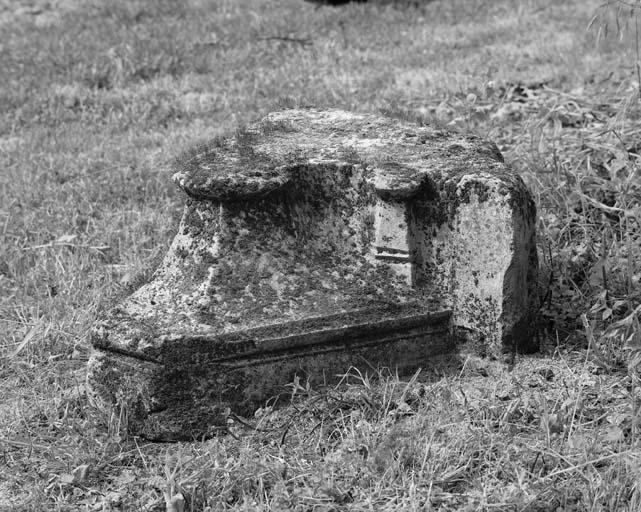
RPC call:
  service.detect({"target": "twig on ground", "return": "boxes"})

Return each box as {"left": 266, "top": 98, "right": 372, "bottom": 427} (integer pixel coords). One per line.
{"left": 256, "top": 35, "right": 313, "bottom": 46}
{"left": 544, "top": 449, "right": 637, "bottom": 479}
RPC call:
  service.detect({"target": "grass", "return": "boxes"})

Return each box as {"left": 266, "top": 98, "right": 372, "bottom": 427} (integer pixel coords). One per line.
{"left": 2, "top": 0, "right": 641, "bottom": 509}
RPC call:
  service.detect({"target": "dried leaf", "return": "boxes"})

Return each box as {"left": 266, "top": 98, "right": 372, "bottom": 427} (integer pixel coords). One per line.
{"left": 55, "top": 234, "right": 77, "bottom": 244}
{"left": 603, "top": 425, "right": 624, "bottom": 443}
{"left": 113, "top": 469, "right": 137, "bottom": 486}
{"left": 58, "top": 473, "right": 75, "bottom": 485}
{"left": 165, "top": 492, "right": 185, "bottom": 512}
{"left": 8, "top": 320, "right": 43, "bottom": 359}
{"left": 568, "top": 433, "right": 591, "bottom": 450}
{"left": 72, "top": 464, "right": 91, "bottom": 483}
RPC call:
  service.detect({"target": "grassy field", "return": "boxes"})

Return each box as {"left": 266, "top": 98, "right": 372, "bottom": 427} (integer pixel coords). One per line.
{"left": 2, "top": 0, "right": 641, "bottom": 509}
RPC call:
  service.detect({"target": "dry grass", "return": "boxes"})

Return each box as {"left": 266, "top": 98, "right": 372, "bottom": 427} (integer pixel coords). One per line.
{"left": 2, "top": 0, "right": 641, "bottom": 510}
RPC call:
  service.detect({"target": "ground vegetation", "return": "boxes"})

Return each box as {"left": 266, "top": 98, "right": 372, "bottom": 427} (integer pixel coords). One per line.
{"left": 2, "top": 0, "right": 641, "bottom": 509}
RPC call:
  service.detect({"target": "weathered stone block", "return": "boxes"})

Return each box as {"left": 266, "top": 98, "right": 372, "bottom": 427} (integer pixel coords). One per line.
{"left": 87, "top": 109, "right": 538, "bottom": 440}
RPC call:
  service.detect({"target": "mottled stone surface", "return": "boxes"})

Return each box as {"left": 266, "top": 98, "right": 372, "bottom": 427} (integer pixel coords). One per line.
{"left": 87, "top": 108, "right": 538, "bottom": 440}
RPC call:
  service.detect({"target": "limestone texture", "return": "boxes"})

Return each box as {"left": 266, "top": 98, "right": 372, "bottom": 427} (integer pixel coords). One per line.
{"left": 87, "top": 108, "right": 538, "bottom": 441}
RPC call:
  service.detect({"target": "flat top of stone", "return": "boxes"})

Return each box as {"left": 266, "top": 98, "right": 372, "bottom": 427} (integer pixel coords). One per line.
{"left": 172, "top": 108, "right": 509, "bottom": 202}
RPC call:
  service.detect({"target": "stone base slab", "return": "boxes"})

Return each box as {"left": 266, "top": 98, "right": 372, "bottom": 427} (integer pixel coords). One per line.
{"left": 87, "top": 108, "right": 538, "bottom": 441}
